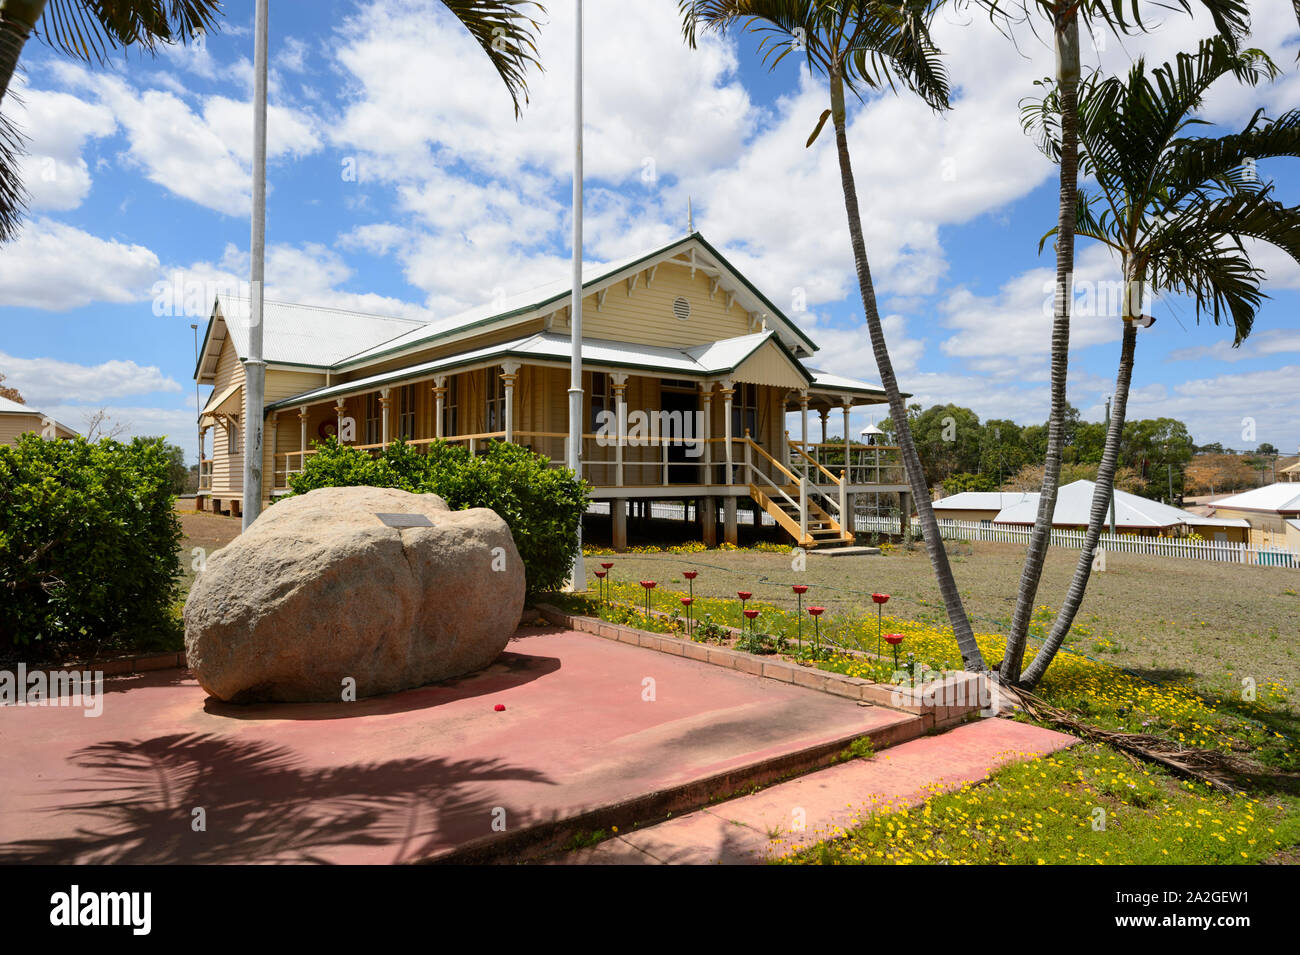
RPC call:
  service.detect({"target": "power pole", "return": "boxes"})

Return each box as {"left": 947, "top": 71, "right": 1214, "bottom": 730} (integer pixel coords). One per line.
{"left": 564, "top": 0, "right": 586, "bottom": 591}
{"left": 241, "top": 0, "right": 269, "bottom": 531}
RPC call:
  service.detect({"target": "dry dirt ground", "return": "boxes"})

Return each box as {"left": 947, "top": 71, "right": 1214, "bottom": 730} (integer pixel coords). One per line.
{"left": 588, "top": 542, "right": 1300, "bottom": 703}
{"left": 177, "top": 504, "right": 242, "bottom": 595}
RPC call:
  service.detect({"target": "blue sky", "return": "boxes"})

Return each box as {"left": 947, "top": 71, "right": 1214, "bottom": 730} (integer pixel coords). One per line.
{"left": 1, "top": 0, "right": 1298, "bottom": 464}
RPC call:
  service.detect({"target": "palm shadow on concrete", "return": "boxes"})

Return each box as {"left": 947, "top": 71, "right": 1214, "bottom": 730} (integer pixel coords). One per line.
{"left": 0, "top": 732, "right": 555, "bottom": 865}
{"left": 202, "top": 650, "right": 561, "bottom": 721}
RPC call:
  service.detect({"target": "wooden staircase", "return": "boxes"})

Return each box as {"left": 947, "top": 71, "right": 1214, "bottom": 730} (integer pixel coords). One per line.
{"left": 742, "top": 436, "right": 853, "bottom": 549}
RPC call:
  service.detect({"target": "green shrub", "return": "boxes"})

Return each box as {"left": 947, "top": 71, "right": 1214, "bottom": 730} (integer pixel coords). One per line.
{"left": 288, "top": 439, "right": 588, "bottom": 595}
{"left": 0, "top": 435, "right": 182, "bottom": 654}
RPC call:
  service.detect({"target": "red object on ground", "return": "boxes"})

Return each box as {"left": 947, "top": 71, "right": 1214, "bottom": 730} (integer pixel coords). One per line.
{"left": 640, "top": 580, "right": 656, "bottom": 590}
{"left": 792, "top": 585, "right": 808, "bottom": 595}
{"left": 743, "top": 609, "right": 759, "bottom": 620}
{"left": 885, "top": 633, "right": 904, "bottom": 645}
{"left": 683, "top": 571, "right": 698, "bottom": 580}
{"left": 680, "top": 597, "right": 693, "bottom": 606}
{"left": 872, "top": 593, "right": 889, "bottom": 604}
{"left": 737, "top": 591, "right": 752, "bottom": 601}
{"left": 807, "top": 606, "right": 825, "bottom": 616}
{"left": 494, "top": 704, "right": 506, "bottom": 711}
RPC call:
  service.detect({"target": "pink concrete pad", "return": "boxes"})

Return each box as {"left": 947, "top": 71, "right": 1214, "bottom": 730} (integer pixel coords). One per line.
{"left": 576, "top": 717, "right": 1077, "bottom": 865}
{"left": 0, "top": 628, "right": 910, "bottom": 864}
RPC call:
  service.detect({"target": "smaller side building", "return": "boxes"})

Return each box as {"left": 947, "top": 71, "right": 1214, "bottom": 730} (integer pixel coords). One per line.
{"left": 1209, "top": 483, "right": 1300, "bottom": 551}
{"left": 993, "top": 480, "right": 1250, "bottom": 541}
{"left": 0, "top": 396, "right": 79, "bottom": 445}
{"left": 932, "top": 491, "right": 1037, "bottom": 524}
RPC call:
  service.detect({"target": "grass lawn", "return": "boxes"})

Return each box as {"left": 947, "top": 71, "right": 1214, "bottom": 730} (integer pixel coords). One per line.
{"left": 780, "top": 743, "right": 1300, "bottom": 865}
{"left": 582, "top": 542, "right": 1300, "bottom": 711}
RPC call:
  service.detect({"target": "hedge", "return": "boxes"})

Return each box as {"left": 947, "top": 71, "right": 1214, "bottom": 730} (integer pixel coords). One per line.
{"left": 288, "top": 438, "right": 588, "bottom": 595}
{"left": 0, "top": 435, "right": 183, "bottom": 653}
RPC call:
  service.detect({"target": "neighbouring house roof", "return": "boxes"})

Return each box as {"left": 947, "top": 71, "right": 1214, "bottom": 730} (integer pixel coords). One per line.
{"left": 265, "top": 330, "right": 828, "bottom": 413}
{"left": 0, "top": 395, "right": 78, "bottom": 437}
{"left": 993, "top": 480, "right": 1225, "bottom": 530}
{"left": 1211, "top": 483, "right": 1300, "bottom": 514}
{"left": 934, "top": 491, "right": 1037, "bottom": 512}
{"left": 1287, "top": 518, "right": 1300, "bottom": 532}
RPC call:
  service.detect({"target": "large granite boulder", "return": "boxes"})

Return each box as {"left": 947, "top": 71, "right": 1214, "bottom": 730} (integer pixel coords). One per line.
{"left": 184, "top": 486, "right": 525, "bottom": 703}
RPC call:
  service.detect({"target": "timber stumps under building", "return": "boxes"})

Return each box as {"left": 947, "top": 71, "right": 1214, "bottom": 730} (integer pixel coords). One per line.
{"left": 194, "top": 232, "right": 910, "bottom": 550}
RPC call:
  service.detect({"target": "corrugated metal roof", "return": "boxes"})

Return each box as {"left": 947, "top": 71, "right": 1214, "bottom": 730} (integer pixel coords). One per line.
{"left": 265, "top": 330, "right": 814, "bottom": 412}
{"left": 329, "top": 233, "right": 820, "bottom": 369}
{"left": 0, "top": 395, "right": 78, "bottom": 436}
{"left": 935, "top": 491, "right": 1036, "bottom": 511}
{"left": 803, "top": 366, "right": 888, "bottom": 398}
{"left": 994, "top": 480, "right": 1226, "bottom": 528}
{"left": 1212, "top": 483, "right": 1300, "bottom": 512}
{"left": 216, "top": 297, "right": 426, "bottom": 368}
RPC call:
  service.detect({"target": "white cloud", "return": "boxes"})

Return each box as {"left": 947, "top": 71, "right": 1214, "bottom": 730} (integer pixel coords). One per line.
{"left": 171, "top": 241, "right": 429, "bottom": 319}
{"left": 0, "top": 352, "right": 180, "bottom": 406}
{"left": 0, "top": 80, "right": 115, "bottom": 210}
{"left": 0, "top": 219, "right": 160, "bottom": 310}
{"left": 50, "top": 63, "right": 321, "bottom": 217}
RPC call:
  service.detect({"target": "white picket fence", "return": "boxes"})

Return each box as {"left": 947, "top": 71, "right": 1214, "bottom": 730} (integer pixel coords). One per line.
{"left": 587, "top": 502, "right": 1297, "bottom": 568}
{"left": 927, "top": 518, "right": 1299, "bottom": 568}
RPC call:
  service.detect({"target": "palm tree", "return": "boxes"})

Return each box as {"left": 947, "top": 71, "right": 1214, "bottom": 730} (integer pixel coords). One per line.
{"left": 1015, "top": 35, "right": 1300, "bottom": 687}
{"left": 680, "top": 0, "right": 988, "bottom": 671}
{"left": 980, "top": 0, "right": 1250, "bottom": 686}
{"left": 0, "top": 0, "right": 223, "bottom": 241}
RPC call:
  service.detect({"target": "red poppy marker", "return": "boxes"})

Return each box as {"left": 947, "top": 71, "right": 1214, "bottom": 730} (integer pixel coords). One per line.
{"left": 683, "top": 569, "right": 698, "bottom": 602}
{"left": 594, "top": 569, "right": 608, "bottom": 606}
{"left": 885, "top": 633, "right": 904, "bottom": 670}
{"left": 792, "top": 585, "right": 809, "bottom": 650}
{"left": 872, "top": 593, "right": 890, "bottom": 658}
{"left": 807, "top": 606, "right": 826, "bottom": 656}
{"left": 640, "top": 580, "right": 657, "bottom": 617}
{"left": 680, "top": 596, "right": 694, "bottom": 636}
{"left": 743, "top": 608, "right": 759, "bottom": 619}
{"left": 601, "top": 562, "right": 614, "bottom": 569}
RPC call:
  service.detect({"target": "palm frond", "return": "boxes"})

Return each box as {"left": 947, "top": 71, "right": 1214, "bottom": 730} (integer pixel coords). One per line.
{"left": 0, "top": 106, "right": 27, "bottom": 243}
{"left": 35, "top": 0, "right": 223, "bottom": 64}
{"left": 440, "top": 0, "right": 544, "bottom": 118}
{"left": 680, "top": 0, "right": 949, "bottom": 109}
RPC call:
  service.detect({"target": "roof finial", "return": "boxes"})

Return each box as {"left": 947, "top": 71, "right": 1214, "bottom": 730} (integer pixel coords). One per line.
{"left": 687, "top": 196, "right": 694, "bottom": 234}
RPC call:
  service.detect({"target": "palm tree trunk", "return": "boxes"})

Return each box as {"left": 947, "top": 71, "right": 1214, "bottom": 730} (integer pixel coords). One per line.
{"left": 828, "top": 65, "right": 985, "bottom": 672}
{"left": 0, "top": 1, "right": 47, "bottom": 106}
{"left": 1001, "top": 7, "right": 1080, "bottom": 684}
{"left": 1020, "top": 317, "right": 1138, "bottom": 687}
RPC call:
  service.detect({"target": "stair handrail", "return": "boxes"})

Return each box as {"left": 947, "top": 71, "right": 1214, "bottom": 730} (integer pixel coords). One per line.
{"left": 788, "top": 435, "right": 843, "bottom": 488}
{"left": 745, "top": 433, "right": 801, "bottom": 488}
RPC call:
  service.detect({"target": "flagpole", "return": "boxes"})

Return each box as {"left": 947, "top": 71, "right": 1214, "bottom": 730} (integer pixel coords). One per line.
{"left": 565, "top": 0, "right": 586, "bottom": 591}
{"left": 242, "top": 0, "right": 269, "bottom": 531}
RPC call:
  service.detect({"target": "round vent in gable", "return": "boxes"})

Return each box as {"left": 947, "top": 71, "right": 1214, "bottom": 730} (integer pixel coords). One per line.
{"left": 672, "top": 296, "right": 691, "bottom": 321}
